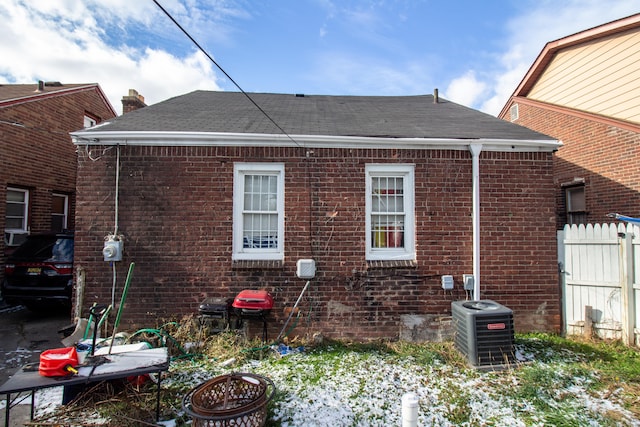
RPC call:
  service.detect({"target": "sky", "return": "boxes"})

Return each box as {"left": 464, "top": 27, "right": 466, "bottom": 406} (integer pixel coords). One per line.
{"left": 1, "top": 1, "right": 638, "bottom": 116}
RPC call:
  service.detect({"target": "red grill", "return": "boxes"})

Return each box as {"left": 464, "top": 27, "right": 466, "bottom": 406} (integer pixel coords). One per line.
{"left": 232, "top": 290, "right": 273, "bottom": 342}
{"left": 232, "top": 290, "right": 273, "bottom": 315}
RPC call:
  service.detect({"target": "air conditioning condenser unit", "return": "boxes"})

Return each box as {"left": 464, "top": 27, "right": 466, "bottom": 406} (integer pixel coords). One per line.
{"left": 452, "top": 300, "right": 515, "bottom": 368}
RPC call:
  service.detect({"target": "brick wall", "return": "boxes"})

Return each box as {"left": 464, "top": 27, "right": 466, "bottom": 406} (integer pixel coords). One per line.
{"left": 507, "top": 100, "right": 640, "bottom": 226}
{"left": 74, "top": 144, "right": 559, "bottom": 340}
{"left": 1, "top": 86, "right": 116, "bottom": 277}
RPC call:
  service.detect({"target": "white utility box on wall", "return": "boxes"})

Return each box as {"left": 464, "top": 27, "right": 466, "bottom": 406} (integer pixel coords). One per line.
{"left": 296, "top": 259, "right": 316, "bottom": 279}
{"left": 441, "top": 275, "right": 454, "bottom": 290}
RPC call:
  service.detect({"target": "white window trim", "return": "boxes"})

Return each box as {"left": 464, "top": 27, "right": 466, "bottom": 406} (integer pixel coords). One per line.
{"left": 5, "top": 187, "right": 29, "bottom": 246}
{"left": 365, "top": 164, "right": 415, "bottom": 261}
{"left": 84, "top": 115, "right": 97, "bottom": 128}
{"left": 6, "top": 187, "right": 29, "bottom": 233}
{"left": 232, "top": 163, "right": 285, "bottom": 261}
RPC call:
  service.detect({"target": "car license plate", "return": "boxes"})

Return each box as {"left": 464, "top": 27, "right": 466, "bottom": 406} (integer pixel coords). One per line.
{"left": 27, "top": 267, "right": 41, "bottom": 275}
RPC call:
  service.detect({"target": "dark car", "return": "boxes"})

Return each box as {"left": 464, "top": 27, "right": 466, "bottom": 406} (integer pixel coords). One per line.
{"left": 2, "top": 232, "right": 74, "bottom": 310}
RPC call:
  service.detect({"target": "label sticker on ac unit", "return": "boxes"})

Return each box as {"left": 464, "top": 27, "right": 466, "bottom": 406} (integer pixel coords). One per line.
{"left": 487, "top": 323, "right": 506, "bottom": 330}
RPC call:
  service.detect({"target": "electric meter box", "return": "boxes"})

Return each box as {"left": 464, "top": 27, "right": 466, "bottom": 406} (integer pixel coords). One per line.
{"left": 103, "top": 240, "right": 123, "bottom": 262}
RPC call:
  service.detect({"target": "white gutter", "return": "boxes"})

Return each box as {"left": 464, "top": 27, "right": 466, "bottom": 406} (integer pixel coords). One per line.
{"left": 469, "top": 143, "right": 483, "bottom": 300}
{"left": 71, "top": 130, "right": 561, "bottom": 152}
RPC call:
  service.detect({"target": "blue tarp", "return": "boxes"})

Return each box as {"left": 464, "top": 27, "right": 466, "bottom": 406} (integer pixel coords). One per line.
{"left": 609, "top": 213, "right": 640, "bottom": 225}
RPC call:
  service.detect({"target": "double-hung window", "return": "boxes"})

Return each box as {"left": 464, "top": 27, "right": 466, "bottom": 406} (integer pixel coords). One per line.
{"left": 365, "top": 164, "right": 415, "bottom": 261}
{"left": 233, "top": 163, "right": 285, "bottom": 261}
{"left": 5, "top": 187, "right": 29, "bottom": 246}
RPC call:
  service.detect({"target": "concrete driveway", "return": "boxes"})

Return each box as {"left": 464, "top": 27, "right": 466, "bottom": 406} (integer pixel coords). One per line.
{"left": 0, "top": 302, "right": 71, "bottom": 426}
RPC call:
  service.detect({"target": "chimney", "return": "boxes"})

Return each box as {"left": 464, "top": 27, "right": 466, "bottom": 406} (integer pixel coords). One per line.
{"left": 433, "top": 88, "right": 439, "bottom": 104}
{"left": 121, "top": 89, "right": 147, "bottom": 114}
{"left": 36, "top": 80, "right": 44, "bottom": 92}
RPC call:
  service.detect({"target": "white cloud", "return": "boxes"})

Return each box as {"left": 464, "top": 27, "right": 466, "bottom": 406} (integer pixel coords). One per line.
{"left": 0, "top": 0, "right": 221, "bottom": 114}
{"left": 479, "top": 64, "right": 530, "bottom": 117}
{"left": 444, "top": 71, "right": 487, "bottom": 109}
{"left": 136, "top": 49, "right": 218, "bottom": 103}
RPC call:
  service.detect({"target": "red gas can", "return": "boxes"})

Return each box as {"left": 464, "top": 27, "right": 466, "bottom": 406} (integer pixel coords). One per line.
{"left": 39, "top": 347, "right": 78, "bottom": 377}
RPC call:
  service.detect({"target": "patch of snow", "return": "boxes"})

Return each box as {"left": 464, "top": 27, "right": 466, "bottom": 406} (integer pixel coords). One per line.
{"left": 0, "top": 347, "right": 37, "bottom": 370}
{"left": 4, "top": 344, "right": 639, "bottom": 426}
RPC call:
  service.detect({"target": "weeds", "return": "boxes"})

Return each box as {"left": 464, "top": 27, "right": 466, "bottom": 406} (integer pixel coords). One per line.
{"left": 27, "top": 326, "right": 640, "bottom": 427}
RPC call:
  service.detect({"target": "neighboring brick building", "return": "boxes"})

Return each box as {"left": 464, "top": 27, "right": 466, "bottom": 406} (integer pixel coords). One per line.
{"left": 70, "top": 91, "right": 560, "bottom": 340}
{"left": 499, "top": 14, "right": 640, "bottom": 228}
{"left": 0, "top": 81, "right": 116, "bottom": 270}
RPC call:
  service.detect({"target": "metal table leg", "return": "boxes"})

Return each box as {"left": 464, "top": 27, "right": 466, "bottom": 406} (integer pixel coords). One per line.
{"left": 155, "top": 373, "right": 163, "bottom": 421}
{"left": 4, "top": 393, "right": 9, "bottom": 427}
{"left": 30, "top": 391, "right": 34, "bottom": 420}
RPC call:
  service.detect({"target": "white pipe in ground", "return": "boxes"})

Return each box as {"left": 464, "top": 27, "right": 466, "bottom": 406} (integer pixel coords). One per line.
{"left": 401, "top": 392, "right": 418, "bottom": 427}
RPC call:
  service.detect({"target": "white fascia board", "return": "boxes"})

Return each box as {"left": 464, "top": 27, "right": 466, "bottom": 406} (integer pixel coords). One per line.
{"left": 71, "top": 130, "right": 561, "bottom": 152}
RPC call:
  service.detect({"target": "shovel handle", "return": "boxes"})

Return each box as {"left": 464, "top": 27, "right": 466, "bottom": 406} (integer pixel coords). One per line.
{"left": 108, "top": 262, "right": 135, "bottom": 354}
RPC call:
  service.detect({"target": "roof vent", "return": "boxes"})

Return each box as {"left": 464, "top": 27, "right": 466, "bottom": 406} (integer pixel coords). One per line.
{"left": 509, "top": 104, "right": 519, "bottom": 121}
{"left": 295, "top": 93, "right": 305, "bottom": 97}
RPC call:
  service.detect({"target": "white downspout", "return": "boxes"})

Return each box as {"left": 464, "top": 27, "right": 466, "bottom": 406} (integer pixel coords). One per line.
{"left": 469, "top": 144, "right": 483, "bottom": 300}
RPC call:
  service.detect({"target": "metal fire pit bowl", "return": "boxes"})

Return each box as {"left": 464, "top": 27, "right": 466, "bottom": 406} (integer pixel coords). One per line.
{"left": 183, "top": 372, "right": 276, "bottom": 427}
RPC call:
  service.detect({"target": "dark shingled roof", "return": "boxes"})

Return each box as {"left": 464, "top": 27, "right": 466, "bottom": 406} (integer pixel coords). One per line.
{"left": 84, "top": 90, "right": 552, "bottom": 140}
{"left": 0, "top": 83, "right": 95, "bottom": 104}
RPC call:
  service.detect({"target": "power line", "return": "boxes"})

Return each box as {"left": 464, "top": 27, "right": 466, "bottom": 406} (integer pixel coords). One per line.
{"left": 152, "top": 0, "right": 302, "bottom": 148}
{"left": 152, "top": 1, "right": 316, "bottom": 260}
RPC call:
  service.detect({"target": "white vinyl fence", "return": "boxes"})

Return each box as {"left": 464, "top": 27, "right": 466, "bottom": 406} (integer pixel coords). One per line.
{"left": 558, "top": 223, "right": 640, "bottom": 346}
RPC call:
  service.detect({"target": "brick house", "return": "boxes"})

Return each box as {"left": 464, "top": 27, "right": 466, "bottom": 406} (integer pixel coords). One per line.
{"left": 0, "top": 81, "right": 116, "bottom": 269}
{"left": 498, "top": 13, "right": 640, "bottom": 228}
{"left": 70, "top": 90, "right": 560, "bottom": 340}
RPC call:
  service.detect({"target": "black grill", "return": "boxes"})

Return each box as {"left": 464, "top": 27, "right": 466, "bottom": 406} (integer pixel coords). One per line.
{"left": 198, "top": 298, "right": 232, "bottom": 334}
